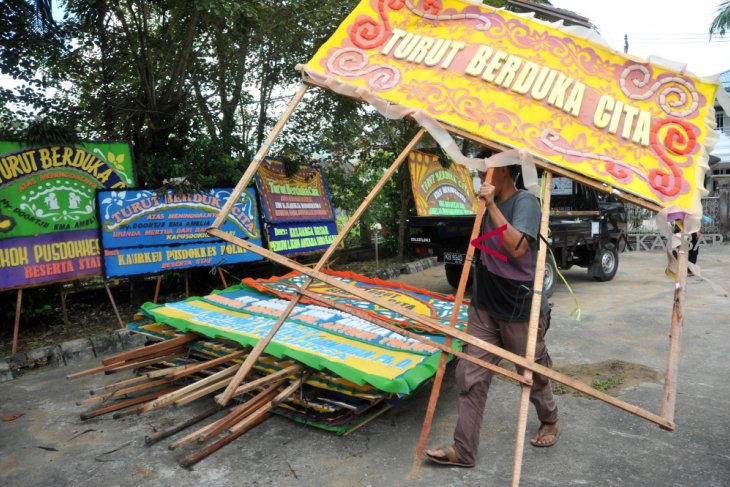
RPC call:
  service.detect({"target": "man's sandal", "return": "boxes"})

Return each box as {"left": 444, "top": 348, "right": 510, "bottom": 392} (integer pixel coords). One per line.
{"left": 425, "top": 445, "right": 475, "bottom": 468}
{"left": 530, "top": 422, "right": 560, "bottom": 447}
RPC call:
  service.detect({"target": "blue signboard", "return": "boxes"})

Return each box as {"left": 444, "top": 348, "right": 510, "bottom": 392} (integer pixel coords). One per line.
{"left": 266, "top": 220, "right": 339, "bottom": 255}
{"left": 97, "top": 188, "right": 263, "bottom": 277}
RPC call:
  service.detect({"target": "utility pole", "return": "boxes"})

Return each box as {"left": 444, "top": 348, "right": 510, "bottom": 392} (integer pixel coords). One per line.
{"left": 624, "top": 34, "right": 629, "bottom": 54}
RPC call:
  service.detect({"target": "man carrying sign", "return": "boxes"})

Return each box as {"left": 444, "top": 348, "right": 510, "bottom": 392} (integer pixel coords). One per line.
{"left": 426, "top": 161, "right": 559, "bottom": 468}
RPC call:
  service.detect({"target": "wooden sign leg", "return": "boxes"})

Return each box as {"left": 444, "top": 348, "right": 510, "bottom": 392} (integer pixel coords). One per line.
{"left": 184, "top": 270, "right": 189, "bottom": 298}
{"left": 409, "top": 169, "right": 493, "bottom": 480}
{"left": 103, "top": 282, "right": 125, "bottom": 328}
{"left": 660, "top": 231, "right": 689, "bottom": 425}
{"left": 59, "top": 284, "right": 70, "bottom": 325}
{"left": 214, "top": 128, "right": 427, "bottom": 406}
{"left": 511, "top": 173, "right": 553, "bottom": 486}
{"left": 217, "top": 267, "right": 228, "bottom": 289}
{"left": 11, "top": 289, "right": 22, "bottom": 354}
{"left": 153, "top": 275, "right": 163, "bottom": 304}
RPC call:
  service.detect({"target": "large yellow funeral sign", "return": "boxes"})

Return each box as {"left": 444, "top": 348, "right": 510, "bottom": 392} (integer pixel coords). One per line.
{"left": 303, "top": 0, "right": 719, "bottom": 214}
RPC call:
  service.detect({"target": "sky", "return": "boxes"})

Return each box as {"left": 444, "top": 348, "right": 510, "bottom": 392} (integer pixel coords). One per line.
{"left": 555, "top": 0, "right": 729, "bottom": 76}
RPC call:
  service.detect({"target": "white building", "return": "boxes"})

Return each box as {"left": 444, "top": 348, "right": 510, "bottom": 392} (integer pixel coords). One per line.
{"left": 709, "top": 69, "right": 730, "bottom": 192}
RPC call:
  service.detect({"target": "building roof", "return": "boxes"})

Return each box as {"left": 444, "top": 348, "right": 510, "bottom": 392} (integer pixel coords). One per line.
{"left": 506, "top": 0, "right": 593, "bottom": 29}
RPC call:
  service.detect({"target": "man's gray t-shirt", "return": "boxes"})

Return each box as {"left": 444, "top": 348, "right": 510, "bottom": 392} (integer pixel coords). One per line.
{"left": 473, "top": 189, "right": 549, "bottom": 321}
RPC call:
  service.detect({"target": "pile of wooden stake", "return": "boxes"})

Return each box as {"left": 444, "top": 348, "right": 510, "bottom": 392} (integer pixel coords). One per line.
{"left": 68, "top": 333, "right": 310, "bottom": 467}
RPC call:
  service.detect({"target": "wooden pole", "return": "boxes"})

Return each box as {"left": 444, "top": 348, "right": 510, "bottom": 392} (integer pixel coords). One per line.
{"left": 225, "top": 363, "right": 304, "bottom": 397}
{"left": 59, "top": 284, "right": 70, "bottom": 325}
{"left": 180, "top": 412, "right": 271, "bottom": 468}
{"left": 153, "top": 275, "right": 163, "bottom": 304}
{"left": 145, "top": 405, "right": 222, "bottom": 445}
{"left": 511, "top": 172, "right": 553, "bottom": 487}
{"left": 184, "top": 270, "right": 189, "bottom": 298}
{"left": 103, "top": 281, "right": 125, "bottom": 328}
{"left": 78, "top": 377, "right": 176, "bottom": 406}
{"left": 210, "top": 83, "right": 310, "bottom": 230}
{"left": 80, "top": 386, "right": 180, "bottom": 420}
{"left": 100, "top": 333, "right": 196, "bottom": 366}
{"left": 198, "top": 382, "right": 284, "bottom": 443}
{"left": 206, "top": 227, "right": 675, "bottom": 430}
{"left": 228, "top": 370, "right": 312, "bottom": 434}
{"left": 660, "top": 231, "right": 689, "bottom": 425}
{"left": 410, "top": 169, "right": 494, "bottom": 480}
{"left": 139, "top": 364, "right": 240, "bottom": 414}
{"left": 214, "top": 128, "right": 427, "bottom": 406}
{"left": 11, "top": 289, "right": 22, "bottom": 354}
{"left": 217, "top": 267, "right": 228, "bottom": 289}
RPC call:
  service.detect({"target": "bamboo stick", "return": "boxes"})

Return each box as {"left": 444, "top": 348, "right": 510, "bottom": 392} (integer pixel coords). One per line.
{"left": 80, "top": 386, "right": 180, "bottom": 420}
{"left": 179, "top": 412, "right": 271, "bottom": 468}
{"left": 660, "top": 232, "right": 689, "bottom": 426}
{"left": 215, "top": 128, "right": 427, "bottom": 406}
{"left": 210, "top": 83, "right": 310, "bottom": 230}
{"left": 206, "top": 227, "right": 675, "bottom": 430}
{"left": 410, "top": 169, "right": 494, "bottom": 480}
{"left": 100, "top": 333, "right": 197, "bottom": 365}
{"left": 511, "top": 172, "right": 552, "bottom": 487}
{"left": 145, "top": 405, "right": 222, "bottom": 445}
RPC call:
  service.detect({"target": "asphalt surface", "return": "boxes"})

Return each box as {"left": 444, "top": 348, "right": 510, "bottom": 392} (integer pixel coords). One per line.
{"left": 1, "top": 246, "right": 729, "bottom": 486}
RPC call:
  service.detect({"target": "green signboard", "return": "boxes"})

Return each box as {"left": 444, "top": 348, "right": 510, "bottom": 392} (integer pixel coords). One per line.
{"left": 0, "top": 141, "right": 136, "bottom": 290}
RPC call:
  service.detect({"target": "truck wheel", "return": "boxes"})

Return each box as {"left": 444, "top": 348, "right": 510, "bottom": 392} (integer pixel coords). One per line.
{"left": 445, "top": 263, "right": 472, "bottom": 290}
{"left": 543, "top": 257, "right": 556, "bottom": 298}
{"left": 592, "top": 242, "right": 619, "bottom": 281}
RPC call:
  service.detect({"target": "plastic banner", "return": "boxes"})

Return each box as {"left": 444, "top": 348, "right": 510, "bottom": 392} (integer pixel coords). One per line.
{"left": 141, "top": 282, "right": 460, "bottom": 394}
{"left": 244, "top": 270, "right": 469, "bottom": 333}
{"left": 255, "top": 157, "right": 336, "bottom": 223}
{"left": 303, "top": 0, "right": 719, "bottom": 217}
{"left": 408, "top": 150, "right": 477, "bottom": 216}
{"left": 98, "top": 188, "right": 263, "bottom": 278}
{"left": 267, "top": 220, "right": 339, "bottom": 255}
{"left": 0, "top": 141, "right": 135, "bottom": 289}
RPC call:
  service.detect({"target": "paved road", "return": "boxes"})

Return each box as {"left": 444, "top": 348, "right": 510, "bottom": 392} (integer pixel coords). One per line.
{"left": 1, "top": 246, "right": 729, "bottom": 486}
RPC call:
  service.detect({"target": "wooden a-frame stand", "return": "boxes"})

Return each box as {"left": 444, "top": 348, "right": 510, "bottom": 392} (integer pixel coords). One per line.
{"left": 205, "top": 82, "right": 690, "bottom": 485}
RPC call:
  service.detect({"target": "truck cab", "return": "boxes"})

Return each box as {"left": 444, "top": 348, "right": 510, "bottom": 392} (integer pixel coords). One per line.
{"left": 407, "top": 176, "right": 628, "bottom": 296}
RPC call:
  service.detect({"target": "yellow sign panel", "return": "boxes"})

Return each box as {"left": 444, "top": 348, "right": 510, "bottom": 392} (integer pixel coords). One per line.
{"left": 303, "top": 0, "right": 719, "bottom": 214}
{"left": 408, "top": 150, "right": 477, "bottom": 216}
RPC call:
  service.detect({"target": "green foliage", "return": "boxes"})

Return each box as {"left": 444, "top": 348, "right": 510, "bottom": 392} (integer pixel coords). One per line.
{"left": 710, "top": 0, "right": 730, "bottom": 38}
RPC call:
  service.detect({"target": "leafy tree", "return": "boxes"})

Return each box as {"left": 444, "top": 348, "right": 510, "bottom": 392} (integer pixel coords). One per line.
{"left": 710, "top": 0, "right": 730, "bottom": 38}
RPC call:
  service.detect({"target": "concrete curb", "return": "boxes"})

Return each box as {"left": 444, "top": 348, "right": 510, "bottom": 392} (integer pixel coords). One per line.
{"left": 0, "top": 329, "right": 146, "bottom": 383}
